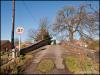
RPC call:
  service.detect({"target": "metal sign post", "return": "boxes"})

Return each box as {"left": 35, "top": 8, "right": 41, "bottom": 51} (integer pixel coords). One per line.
{"left": 19, "top": 34, "right": 21, "bottom": 52}
{"left": 16, "top": 26, "right": 24, "bottom": 56}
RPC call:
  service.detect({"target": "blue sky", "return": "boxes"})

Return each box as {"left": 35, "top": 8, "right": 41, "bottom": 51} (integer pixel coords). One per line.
{"left": 1, "top": 1, "right": 99, "bottom": 42}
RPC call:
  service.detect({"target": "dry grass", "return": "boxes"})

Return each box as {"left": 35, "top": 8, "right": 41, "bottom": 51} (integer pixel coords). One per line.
{"left": 64, "top": 56, "right": 99, "bottom": 74}
{"left": 17, "top": 54, "right": 33, "bottom": 73}
{"left": 0, "top": 54, "right": 33, "bottom": 74}
{"left": 37, "top": 59, "right": 54, "bottom": 73}
{"left": 0, "top": 61, "right": 18, "bottom": 74}
{"left": 88, "top": 40, "right": 99, "bottom": 50}
{"left": 79, "top": 57, "right": 99, "bottom": 74}
{"left": 64, "top": 56, "right": 81, "bottom": 73}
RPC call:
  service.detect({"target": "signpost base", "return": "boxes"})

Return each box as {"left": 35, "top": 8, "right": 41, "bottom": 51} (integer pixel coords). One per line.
{"left": 12, "top": 49, "right": 15, "bottom": 61}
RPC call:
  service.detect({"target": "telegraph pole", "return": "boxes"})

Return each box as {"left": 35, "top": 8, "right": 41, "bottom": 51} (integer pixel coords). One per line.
{"left": 11, "top": 0, "right": 15, "bottom": 59}
{"left": 11, "top": 0, "right": 15, "bottom": 49}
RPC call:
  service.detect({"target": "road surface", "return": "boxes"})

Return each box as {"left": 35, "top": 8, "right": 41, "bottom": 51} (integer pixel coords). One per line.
{"left": 23, "top": 45, "right": 70, "bottom": 74}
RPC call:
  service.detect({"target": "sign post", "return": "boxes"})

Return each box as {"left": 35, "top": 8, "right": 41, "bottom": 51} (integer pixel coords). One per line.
{"left": 16, "top": 26, "right": 24, "bottom": 56}
{"left": 19, "top": 34, "right": 21, "bottom": 52}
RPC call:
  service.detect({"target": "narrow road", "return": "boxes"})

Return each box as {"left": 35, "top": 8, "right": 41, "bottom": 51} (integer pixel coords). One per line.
{"left": 33, "top": 45, "right": 66, "bottom": 69}
{"left": 23, "top": 45, "right": 70, "bottom": 74}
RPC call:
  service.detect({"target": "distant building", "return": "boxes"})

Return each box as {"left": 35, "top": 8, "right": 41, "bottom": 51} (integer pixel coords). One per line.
{"left": 1, "top": 40, "right": 11, "bottom": 52}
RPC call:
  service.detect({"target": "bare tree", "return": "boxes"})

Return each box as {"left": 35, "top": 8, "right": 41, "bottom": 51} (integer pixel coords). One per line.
{"left": 28, "top": 17, "right": 51, "bottom": 42}
{"left": 28, "top": 28, "right": 38, "bottom": 41}
{"left": 53, "top": 4, "right": 99, "bottom": 42}
{"left": 35, "top": 17, "right": 51, "bottom": 41}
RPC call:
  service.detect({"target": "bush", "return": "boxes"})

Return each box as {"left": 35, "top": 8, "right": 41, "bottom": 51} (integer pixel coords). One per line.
{"left": 88, "top": 40, "right": 99, "bottom": 50}
{"left": 0, "top": 54, "right": 33, "bottom": 74}
{"left": 37, "top": 59, "right": 54, "bottom": 73}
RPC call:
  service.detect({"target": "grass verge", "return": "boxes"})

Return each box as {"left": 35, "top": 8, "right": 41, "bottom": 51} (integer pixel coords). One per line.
{"left": 80, "top": 58, "right": 99, "bottom": 74}
{"left": 64, "top": 56, "right": 99, "bottom": 74}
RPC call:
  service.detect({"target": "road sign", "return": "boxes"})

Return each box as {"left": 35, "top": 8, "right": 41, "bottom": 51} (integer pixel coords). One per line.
{"left": 16, "top": 26, "right": 24, "bottom": 56}
{"left": 16, "top": 27, "right": 24, "bottom": 34}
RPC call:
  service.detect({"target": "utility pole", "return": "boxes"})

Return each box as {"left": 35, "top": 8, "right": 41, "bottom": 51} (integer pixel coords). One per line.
{"left": 11, "top": 0, "right": 15, "bottom": 49}
{"left": 11, "top": 0, "right": 15, "bottom": 59}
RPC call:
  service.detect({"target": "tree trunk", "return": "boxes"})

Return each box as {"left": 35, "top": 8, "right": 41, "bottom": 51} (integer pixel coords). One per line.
{"left": 69, "top": 31, "right": 74, "bottom": 42}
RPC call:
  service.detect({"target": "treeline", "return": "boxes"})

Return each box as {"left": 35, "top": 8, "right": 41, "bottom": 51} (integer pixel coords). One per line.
{"left": 28, "top": 3, "right": 99, "bottom": 43}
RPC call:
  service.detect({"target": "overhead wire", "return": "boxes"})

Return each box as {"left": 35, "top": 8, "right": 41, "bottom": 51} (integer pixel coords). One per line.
{"left": 21, "top": 1, "right": 38, "bottom": 24}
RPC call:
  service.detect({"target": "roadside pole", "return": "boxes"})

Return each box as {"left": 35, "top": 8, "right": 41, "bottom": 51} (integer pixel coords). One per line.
{"left": 19, "top": 34, "right": 21, "bottom": 55}
{"left": 12, "top": 49, "right": 15, "bottom": 60}
{"left": 11, "top": 0, "right": 15, "bottom": 61}
{"left": 16, "top": 26, "right": 24, "bottom": 56}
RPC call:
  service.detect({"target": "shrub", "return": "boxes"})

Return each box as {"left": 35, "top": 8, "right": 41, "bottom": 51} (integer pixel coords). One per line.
{"left": 0, "top": 54, "right": 33, "bottom": 74}
{"left": 37, "top": 59, "right": 54, "bottom": 73}
{"left": 88, "top": 40, "right": 99, "bottom": 50}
